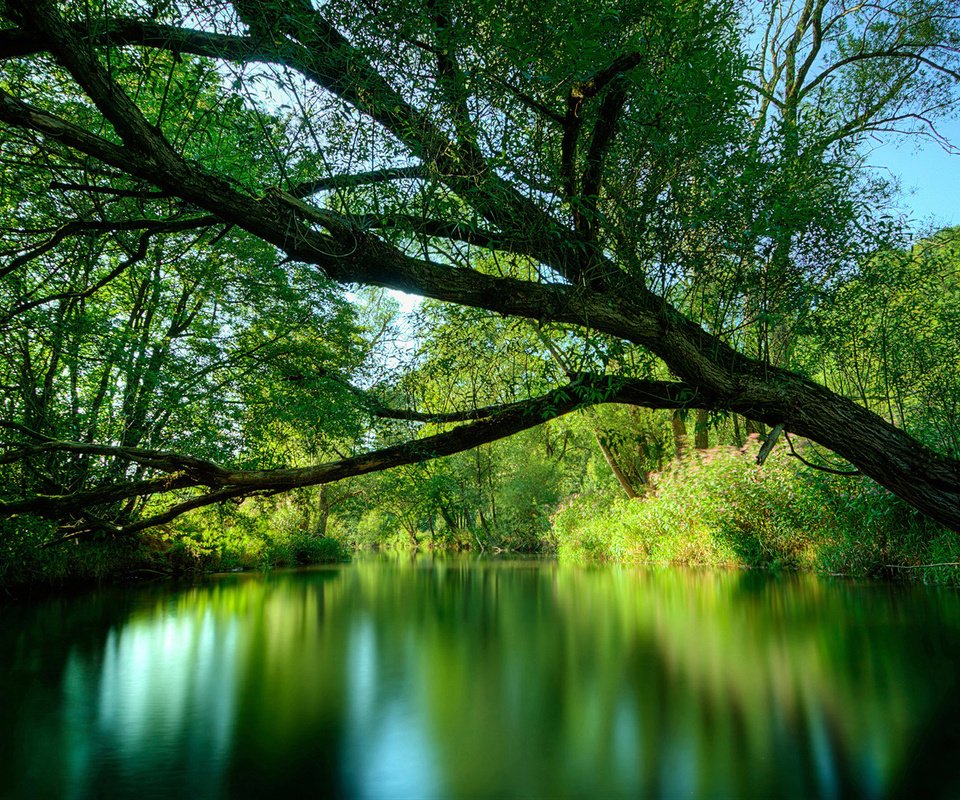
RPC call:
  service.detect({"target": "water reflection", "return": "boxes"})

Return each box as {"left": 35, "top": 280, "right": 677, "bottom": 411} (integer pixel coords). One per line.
{"left": 2, "top": 558, "right": 960, "bottom": 798}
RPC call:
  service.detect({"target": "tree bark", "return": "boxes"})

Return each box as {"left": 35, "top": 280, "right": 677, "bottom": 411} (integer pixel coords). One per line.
{"left": 671, "top": 412, "right": 689, "bottom": 459}
{"left": 695, "top": 409, "right": 710, "bottom": 451}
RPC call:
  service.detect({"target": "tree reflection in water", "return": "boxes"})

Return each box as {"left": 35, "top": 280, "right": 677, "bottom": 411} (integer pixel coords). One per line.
{"left": 2, "top": 557, "right": 959, "bottom": 799}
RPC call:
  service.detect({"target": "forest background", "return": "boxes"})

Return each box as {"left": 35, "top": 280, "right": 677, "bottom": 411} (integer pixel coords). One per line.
{"left": 1, "top": 0, "right": 959, "bottom": 588}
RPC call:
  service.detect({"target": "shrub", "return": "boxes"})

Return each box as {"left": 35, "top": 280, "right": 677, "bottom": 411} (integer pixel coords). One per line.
{"left": 0, "top": 500, "right": 349, "bottom": 592}
{"left": 552, "top": 440, "right": 950, "bottom": 581}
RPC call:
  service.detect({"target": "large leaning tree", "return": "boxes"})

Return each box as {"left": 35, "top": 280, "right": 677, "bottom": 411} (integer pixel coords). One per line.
{"left": 0, "top": 0, "right": 959, "bottom": 537}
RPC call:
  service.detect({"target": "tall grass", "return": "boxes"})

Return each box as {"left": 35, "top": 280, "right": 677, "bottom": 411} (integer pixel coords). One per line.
{"left": 553, "top": 439, "right": 958, "bottom": 583}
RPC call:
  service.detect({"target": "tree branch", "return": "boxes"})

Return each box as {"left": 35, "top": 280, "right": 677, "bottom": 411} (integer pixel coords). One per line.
{"left": 580, "top": 77, "right": 629, "bottom": 240}
{"left": 1, "top": 375, "right": 705, "bottom": 532}
{"left": 799, "top": 47, "right": 960, "bottom": 102}
{"left": 47, "top": 180, "right": 173, "bottom": 199}
{"left": 289, "top": 165, "right": 428, "bottom": 198}
{"left": 2, "top": 229, "right": 151, "bottom": 322}
{"left": 0, "top": 214, "right": 217, "bottom": 280}
{"left": 351, "top": 213, "right": 509, "bottom": 250}
{"left": 7, "top": 0, "right": 173, "bottom": 154}
{"left": 784, "top": 431, "right": 862, "bottom": 476}
{"left": 0, "top": 11, "right": 590, "bottom": 283}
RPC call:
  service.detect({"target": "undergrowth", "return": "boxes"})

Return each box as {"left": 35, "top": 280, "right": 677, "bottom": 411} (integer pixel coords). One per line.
{"left": 553, "top": 440, "right": 958, "bottom": 584}
{"left": 0, "top": 509, "right": 347, "bottom": 593}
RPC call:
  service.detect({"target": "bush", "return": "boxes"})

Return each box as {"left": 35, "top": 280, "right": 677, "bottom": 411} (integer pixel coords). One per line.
{"left": 0, "top": 499, "right": 349, "bottom": 592}
{"left": 552, "top": 439, "right": 951, "bottom": 581}
{"left": 165, "top": 502, "right": 349, "bottom": 571}
{"left": 0, "top": 515, "right": 163, "bottom": 590}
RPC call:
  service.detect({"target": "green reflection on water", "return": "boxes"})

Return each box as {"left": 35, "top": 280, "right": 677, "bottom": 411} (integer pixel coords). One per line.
{"left": 2, "top": 557, "right": 960, "bottom": 799}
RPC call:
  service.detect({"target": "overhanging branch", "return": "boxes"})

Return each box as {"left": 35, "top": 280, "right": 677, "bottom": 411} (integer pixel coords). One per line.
{"left": 0, "top": 9, "right": 591, "bottom": 282}
{"left": 1, "top": 214, "right": 218, "bottom": 279}
{"left": 2, "top": 0, "right": 959, "bottom": 535}
{"left": 2, "top": 375, "right": 706, "bottom": 533}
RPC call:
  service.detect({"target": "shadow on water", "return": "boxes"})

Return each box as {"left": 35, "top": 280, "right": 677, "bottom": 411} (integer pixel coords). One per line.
{"left": 2, "top": 555, "right": 960, "bottom": 799}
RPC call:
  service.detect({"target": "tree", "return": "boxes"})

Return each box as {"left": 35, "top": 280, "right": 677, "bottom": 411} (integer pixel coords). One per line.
{"left": 0, "top": 0, "right": 958, "bottom": 538}
{"left": 813, "top": 228, "right": 960, "bottom": 456}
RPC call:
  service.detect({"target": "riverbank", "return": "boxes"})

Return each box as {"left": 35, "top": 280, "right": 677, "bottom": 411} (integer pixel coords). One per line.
{"left": 552, "top": 444, "right": 960, "bottom": 585}
{"left": 0, "top": 514, "right": 347, "bottom": 595}
{"left": 4, "top": 442, "right": 958, "bottom": 592}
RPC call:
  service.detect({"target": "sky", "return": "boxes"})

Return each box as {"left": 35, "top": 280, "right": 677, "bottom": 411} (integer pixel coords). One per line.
{"left": 867, "top": 117, "right": 960, "bottom": 233}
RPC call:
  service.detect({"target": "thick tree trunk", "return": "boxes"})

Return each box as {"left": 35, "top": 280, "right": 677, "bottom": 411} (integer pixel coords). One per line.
{"left": 754, "top": 381, "right": 960, "bottom": 532}
{"left": 671, "top": 412, "right": 688, "bottom": 459}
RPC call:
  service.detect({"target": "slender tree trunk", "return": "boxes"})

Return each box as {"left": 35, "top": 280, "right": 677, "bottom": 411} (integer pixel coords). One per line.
{"left": 594, "top": 430, "right": 639, "bottom": 498}
{"left": 672, "top": 411, "right": 688, "bottom": 459}
{"left": 439, "top": 504, "right": 458, "bottom": 532}
{"left": 695, "top": 409, "right": 709, "bottom": 450}
{"left": 541, "top": 333, "right": 638, "bottom": 497}
{"left": 315, "top": 485, "right": 328, "bottom": 537}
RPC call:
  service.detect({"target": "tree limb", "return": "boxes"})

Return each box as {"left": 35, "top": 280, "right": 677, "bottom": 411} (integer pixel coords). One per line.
{"left": 0, "top": 10, "right": 591, "bottom": 282}
{"left": 0, "top": 214, "right": 217, "bottom": 280}
{"left": 2, "top": 1, "right": 959, "bottom": 533}
{"left": 580, "top": 77, "right": 629, "bottom": 240}
{"left": 1, "top": 375, "right": 706, "bottom": 533}
{"left": 289, "top": 165, "right": 428, "bottom": 198}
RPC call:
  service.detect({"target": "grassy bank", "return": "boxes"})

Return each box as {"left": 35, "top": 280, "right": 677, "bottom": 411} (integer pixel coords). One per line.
{"left": 552, "top": 440, "right": 960, "bottom": 585}
{"left": 0, "top": 512, "right": 347, "bottom": 593}
{"left": 5, "top": 439, "right": 960, "bottom": 591}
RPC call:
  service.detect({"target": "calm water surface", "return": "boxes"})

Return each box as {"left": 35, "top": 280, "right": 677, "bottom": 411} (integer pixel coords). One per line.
{"left": 3, "top": 556, "right": 960, "bottom": 799}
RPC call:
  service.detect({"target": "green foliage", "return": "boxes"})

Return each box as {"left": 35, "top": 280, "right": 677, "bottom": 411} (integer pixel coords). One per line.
{"left": 0, "top": 516, "right": 63, "bottom": 586}
{"left": 0, "top": 515, "right": 158, "bottom": 589}
{"left": 165, "top": 519, "right": 346, "bottom": 573}
{"left": 2, "top": 0, "right": 960, "bottom": 586}
{"left": 327, "top": 421, "right": 602, "bottom": 554}
{"left": 811, "top": 228, "right": 960, "bottom": 456}
{"left": 553, "top": 439, "right": 952, "bottom": 582}
{"left": 164, "top": 493, "right": 350, "bottom": 571}
{"left": 0, "top": 31, "right": 367, "bottom": 536}
{"left": 0, "top": 506, "right": 348, "bottom": 591}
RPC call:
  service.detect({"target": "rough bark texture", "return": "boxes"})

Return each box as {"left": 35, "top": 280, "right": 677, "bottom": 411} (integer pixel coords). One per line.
{"left": 671, "top": 412, "right": 689, "bottom": 459}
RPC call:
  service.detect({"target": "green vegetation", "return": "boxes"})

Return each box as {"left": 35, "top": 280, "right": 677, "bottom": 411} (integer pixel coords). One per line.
{"left": 554, "top": 441, "right": 957, "bottom": 583}
{"left": 0, "top": 508, "right": 347, "bottom": 590}
{"left": 1, "top": 0, "right": 959, "bottom": 589}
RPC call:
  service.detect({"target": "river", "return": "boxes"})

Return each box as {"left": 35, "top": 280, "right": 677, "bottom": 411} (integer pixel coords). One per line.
{"left": 2, "top": 556, "right": 960, "bottom": 798}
